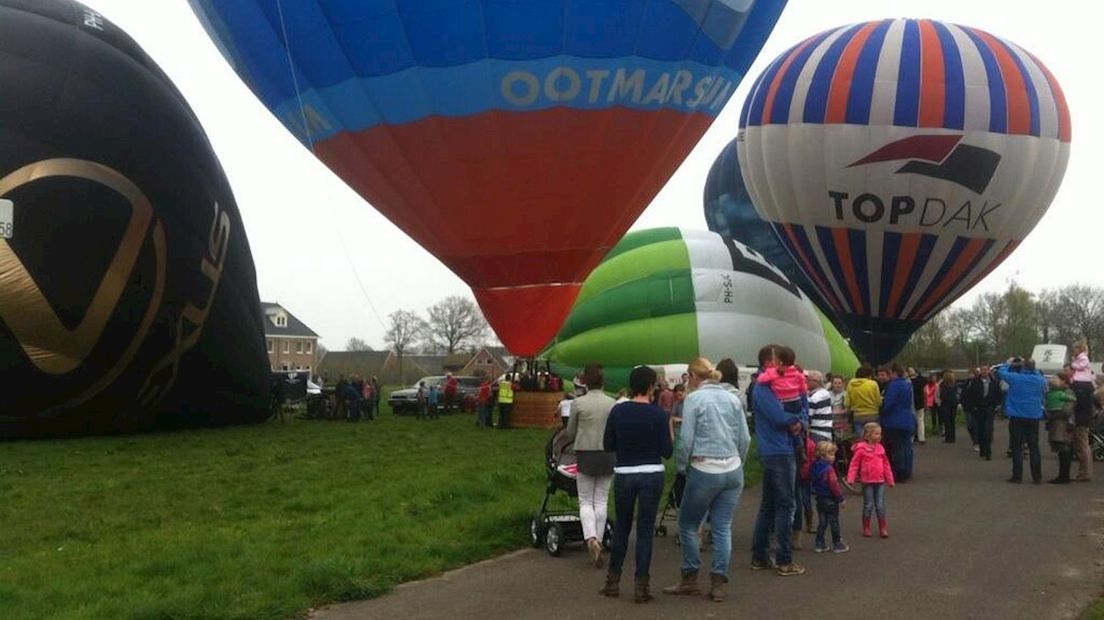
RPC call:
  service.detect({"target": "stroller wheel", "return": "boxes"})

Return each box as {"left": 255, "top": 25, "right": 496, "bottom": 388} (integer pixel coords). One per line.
{"left": 656, "top": 525, "right": 667, "bottom": 537}
{"left": 545, "top": 523, "right": 564, "bottom": 556}
{"left": 529, "top": 515, "right": 545, "bottom": 548}
{"left": 1093, "top": 436, "right": 1104, "bottom": 462}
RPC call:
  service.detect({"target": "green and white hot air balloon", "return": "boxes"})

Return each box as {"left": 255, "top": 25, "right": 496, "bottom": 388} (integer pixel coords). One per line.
{"left": 544, "top": 228, "right": 859, "bottom": 389}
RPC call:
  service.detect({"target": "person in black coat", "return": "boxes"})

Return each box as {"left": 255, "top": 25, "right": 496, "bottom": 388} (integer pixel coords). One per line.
{"left": 908, "top": 367, "right": 928, "bottom": 444}
{"left": 963, "top": 365, "right": 1002, "bottom": 459}
{"left": 938, "top": 371, "right": 959, "bottom": 443}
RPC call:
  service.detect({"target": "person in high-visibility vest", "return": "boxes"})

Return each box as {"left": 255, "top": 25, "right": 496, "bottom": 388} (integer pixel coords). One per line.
{"left": 498, "top": 374, "right": 514, "bottom": 429}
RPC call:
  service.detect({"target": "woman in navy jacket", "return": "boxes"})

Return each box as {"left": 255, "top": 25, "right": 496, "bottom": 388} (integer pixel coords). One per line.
{"left": 879, "top": 364, "right": 917, "bottom": 482}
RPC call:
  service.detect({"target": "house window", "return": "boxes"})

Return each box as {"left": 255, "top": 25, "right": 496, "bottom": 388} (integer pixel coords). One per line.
{"left": 283, "top": 340, "right": 290, "bottom": 354}
{"left": 305, "top": 341, "right": 312, "bottom": 354}
{"left": 281, "top": 362, "right": 290, "bottom": 371}
{"left": 275, "top": 313, "right": 287, "bottom": 327}
{"left": 266, "top": 339, "right": 273, "bottom": 353}
{"left": 296, "top": 341, "right": 302, "bottom": 354}
{"left": 305, "top": 365, "right": 311, "bottom": 373}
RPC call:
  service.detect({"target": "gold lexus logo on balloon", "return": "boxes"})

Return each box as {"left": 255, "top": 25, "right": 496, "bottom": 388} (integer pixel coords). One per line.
{"left": 0, "top": 158, "right": 166, "bottom": 406}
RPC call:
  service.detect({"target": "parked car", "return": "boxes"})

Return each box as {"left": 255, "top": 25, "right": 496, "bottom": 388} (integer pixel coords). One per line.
{"left": 388, "top": 375, "right": 482, "bottom": 414}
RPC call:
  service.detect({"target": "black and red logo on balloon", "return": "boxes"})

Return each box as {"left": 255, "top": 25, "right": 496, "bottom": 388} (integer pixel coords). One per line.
{"left": 848, "top": 135, "right": 1001, "bottom": 194}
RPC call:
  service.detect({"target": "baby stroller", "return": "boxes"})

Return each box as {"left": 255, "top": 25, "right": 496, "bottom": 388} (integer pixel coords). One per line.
{"left": 655, "top": 473, "right": 685, "bottom": 538}
{"left": 529, "top": 427, "right": 612, "bottom": 556}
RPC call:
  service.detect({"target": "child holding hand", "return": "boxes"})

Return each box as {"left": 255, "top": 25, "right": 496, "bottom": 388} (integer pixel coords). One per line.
{"left": 847, "top": 422, "right": 894, "bottom": 538}
{"left": 811, "top": 441, "right": 848, "bottom": 553}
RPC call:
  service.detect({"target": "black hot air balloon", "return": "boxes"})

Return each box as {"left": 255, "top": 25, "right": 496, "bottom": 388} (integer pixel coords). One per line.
{"left": 0, "top": 0, "right": 270, "bottom": 438}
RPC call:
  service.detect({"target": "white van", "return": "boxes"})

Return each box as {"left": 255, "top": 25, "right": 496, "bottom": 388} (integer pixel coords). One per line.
{"left": 1031, "top": 344, "right": 1067, "bottom": 377}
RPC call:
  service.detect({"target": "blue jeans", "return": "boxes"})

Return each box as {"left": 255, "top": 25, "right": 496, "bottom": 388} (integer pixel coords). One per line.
{"left": 883, "top": 428, "right": 913, "bottom": 482}
{"left": 862, "top": 483, "right": 886, "bottom": 519}
{"left": 477, "top": 404, "right": 492, "bottom": 427}
{"left": 815, "top": 499, "right": 841, "bottom": 547}
{"left": 609, "top": 471, "right": 665, "bottom": 579}
{"left": 751, "top": 454, "right": 797, "bottom": 565}
{"left": 678, "top": 466, "right": 744, "bottom": 577}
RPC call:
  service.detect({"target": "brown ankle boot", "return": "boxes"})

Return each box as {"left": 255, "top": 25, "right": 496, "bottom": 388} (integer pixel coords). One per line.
{"left": 598, "top": 571, "right": 620, "bottom": 597}
{"left": 708, "top": 573, "right": 728, "bottom": 602}
{"left": 662, "top": 570, "right": 700, "bottom": 595}
{"left": 634, "top": 577, "right": 653, "bottom": 603}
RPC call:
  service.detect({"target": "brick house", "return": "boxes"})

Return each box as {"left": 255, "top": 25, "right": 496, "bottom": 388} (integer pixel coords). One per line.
{"left": 262, "top": 302, "right": 319, "bottom": 375}
{"left": 460, "top": 346, "right": 513, "bottom": 379}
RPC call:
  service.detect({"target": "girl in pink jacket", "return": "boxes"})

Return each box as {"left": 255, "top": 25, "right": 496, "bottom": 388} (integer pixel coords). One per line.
{"left": 847, "top": 422, "right": 895, "bottom": 538}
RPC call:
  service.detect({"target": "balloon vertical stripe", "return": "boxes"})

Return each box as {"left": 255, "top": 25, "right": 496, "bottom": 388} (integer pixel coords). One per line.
{"left": 968, "top": 28, "right": 1034, "bottom": 136}
{"left": 987, "top": 36, "right": 1043, "bottom": 136}
{"left": 747, "top": 52, "right": 790, "bottom": 127}
{"left": 760, "top": 33, "right": 822, "bottom": 125}
{"left": 932, "top": 22, "right": 966, "bottom": 130}
{"left": 1026, "top": 51, "right": 1071, "bottom": 142}
{"left": 961, "top": 28, "right": 1009, "bottom": 134}
{"left": 917, "top": 21, "right": 947, "bottom": 128}
{"left": 824, "top": 21, "right": 880, "bottom": 124}
{"left": 802, "top": 24, "right": 865, "bottom": 123}
{"left": 913, "top": 237, "right": 990, "bottom": 319}
{"left": 778, "top": 223, "right": 845, "bottom": 312}
{"left": 844, "top": 20, "right": 892, "bottom": 125}
{"left": 893, "top": 20, "right": 922, "bottom": 127}
{"left": 896, "top": 233, "right": 939, "bottom": 318}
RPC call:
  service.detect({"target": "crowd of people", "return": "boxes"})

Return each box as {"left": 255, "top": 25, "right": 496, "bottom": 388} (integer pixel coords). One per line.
{"left": 557, "top": 341, "right": 1100, "bottom": 606}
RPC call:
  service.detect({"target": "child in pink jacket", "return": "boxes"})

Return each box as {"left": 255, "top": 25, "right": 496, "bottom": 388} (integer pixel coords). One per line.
{"left": 847, "top": 422, "right": 895, "bottom": 538}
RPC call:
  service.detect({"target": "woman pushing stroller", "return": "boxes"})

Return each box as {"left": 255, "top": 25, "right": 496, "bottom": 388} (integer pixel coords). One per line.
{"left": 563, "top": 364, "right": 617, "bottom": 567}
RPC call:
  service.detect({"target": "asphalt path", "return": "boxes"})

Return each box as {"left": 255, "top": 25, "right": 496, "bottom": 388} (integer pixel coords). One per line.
{"left": 314, "top": 423, "right": 1104, "bottom": 620}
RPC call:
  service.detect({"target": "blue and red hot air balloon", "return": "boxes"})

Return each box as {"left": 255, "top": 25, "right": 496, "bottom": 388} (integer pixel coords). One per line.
{"left": 190, "top": 0, "right": 788, "bottom": 356}
{"left": 738, "top": 18, "right": 1071, "bottom": 363}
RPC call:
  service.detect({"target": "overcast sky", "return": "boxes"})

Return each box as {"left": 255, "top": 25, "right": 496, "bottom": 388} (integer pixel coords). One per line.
{"left": 83, "top": 0, "right": 1097, "bottom": 351}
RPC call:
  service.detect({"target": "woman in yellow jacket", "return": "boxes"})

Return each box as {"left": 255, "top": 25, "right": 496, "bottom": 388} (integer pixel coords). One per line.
{"left": 847, "top": 365, "right": 882, "bottom": 435}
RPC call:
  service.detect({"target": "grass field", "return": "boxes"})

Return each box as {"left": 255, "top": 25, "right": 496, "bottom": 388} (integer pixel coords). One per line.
{"left": 0, "top": 407, "right": 559, "bottom": 619}
{"left": 0, "top": 401, "right": 761, "bottom": 620}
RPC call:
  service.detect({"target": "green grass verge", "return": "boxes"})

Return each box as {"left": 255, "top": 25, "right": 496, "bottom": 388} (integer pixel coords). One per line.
{"left": 0, "top": 401, "right": 761, "bottom": 619}
{"left": 1083, "top": 597, "right": 1104, "bottom": 619}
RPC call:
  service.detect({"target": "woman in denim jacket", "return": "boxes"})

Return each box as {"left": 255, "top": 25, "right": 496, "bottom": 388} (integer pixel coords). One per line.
{"left": 662, "top": 357, "right": 750, "bottom": 602}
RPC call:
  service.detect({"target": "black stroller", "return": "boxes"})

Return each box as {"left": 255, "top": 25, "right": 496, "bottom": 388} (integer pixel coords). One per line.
{"left": 529, "top": 427, "right": 612, "bottom": 556}
{"left": 654, "top": 472, "right": 685, "bottom": 538}
{"left": 655, "top": 472, "right": 712, "bottom": 546}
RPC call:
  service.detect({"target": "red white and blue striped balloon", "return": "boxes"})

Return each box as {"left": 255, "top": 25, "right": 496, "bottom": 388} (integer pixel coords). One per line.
{"left": 737, "top": 18, "right": 1070, "bottom": 364}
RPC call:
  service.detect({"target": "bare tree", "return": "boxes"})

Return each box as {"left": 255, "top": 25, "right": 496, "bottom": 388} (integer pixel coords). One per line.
{"left": 424, "top": 296, "right": 488, "bottom": 354}
{"left": 345, "top": 337, "right": 372, "bottom": 352}
{"left": 1049, "top": 284, "right": 1104, "bottom": 353}
{"left": 384, "top": 310, "right": 427, "bottom": 385}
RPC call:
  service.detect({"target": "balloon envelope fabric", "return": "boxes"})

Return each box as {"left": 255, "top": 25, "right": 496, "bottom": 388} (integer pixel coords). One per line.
{"left": 703, "top": 136, "right": 832, "bottom": 319}
{"left": 0, "top": 0, "right": 270, "bottom": 438}
{"left": 189, "top": 0, "right": 789, "bottom": 356}
{"left": 543, "top": 227, "right": 859, "bottom": 384}
{"left": 738, "top": 18, "right": 1070, "bottom": 364}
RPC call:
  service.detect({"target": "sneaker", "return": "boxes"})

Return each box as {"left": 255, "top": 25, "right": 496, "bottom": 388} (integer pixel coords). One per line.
{"left": 813, "top": 544, "right": 828, "bottom": 553}
{"left": 776, "top": 563, "right": 806, "bottom": 577}
{"left": 832, "top": 542, "right": 850, "bottom": 553}
{"left": 749, "top": 558, "right": 776, "bottom": 571}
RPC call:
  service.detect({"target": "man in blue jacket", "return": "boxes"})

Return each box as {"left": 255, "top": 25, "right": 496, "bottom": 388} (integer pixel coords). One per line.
{"left": 879, "top": 364, "right": 916, "bottom": 482}
{"left": 995, "top": 358, "right": 1046, "bottom": 483}
{"left": 749, "top": 344, "right": 807, "bottom": 577}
